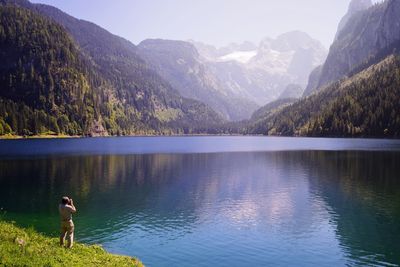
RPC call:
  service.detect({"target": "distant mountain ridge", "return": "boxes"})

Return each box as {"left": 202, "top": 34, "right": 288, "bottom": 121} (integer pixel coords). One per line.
{"left": 137, "top": 32, "right": 326, "bottom": 121}
{"left": 192, "top": 31, "right": 327, "bottom": 106}
{"left": 137, "top": 39, "right": 258, "bottom": 121}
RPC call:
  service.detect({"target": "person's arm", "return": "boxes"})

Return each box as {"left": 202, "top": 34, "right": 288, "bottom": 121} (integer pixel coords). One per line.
{"left": 68, "top": 199, "right": 77, "bottom": 213}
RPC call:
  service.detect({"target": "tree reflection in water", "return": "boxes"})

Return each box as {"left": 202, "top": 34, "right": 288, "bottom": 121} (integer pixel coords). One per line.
{"left": 0, "top": 151, "right": 399, "bottom": 266}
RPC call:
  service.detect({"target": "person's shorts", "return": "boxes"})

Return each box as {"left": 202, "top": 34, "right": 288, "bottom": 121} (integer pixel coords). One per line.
{"left": 61, "top": 220, "right": 74, "bottom": 234}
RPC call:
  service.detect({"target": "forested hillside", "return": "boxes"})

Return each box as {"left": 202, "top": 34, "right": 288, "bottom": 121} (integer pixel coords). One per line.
{"left": 0, "top": 6, "right": 103, "bottom": 136}
{"left": 247, "top": 55, "right": 400, "bottom": 138}
{"left": 0, "top": 3, "right": 223, "bottom": 137}
{"left": 242, "top": 98, "right": 297, "bottom": 135}
{"left": 31, "top": 2, "right": 224, "bottom": 133}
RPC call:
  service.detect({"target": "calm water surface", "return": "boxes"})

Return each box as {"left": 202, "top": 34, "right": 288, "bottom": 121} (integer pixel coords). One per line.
{"left": 0, "top": 137, "right": 399, "bottom": 266}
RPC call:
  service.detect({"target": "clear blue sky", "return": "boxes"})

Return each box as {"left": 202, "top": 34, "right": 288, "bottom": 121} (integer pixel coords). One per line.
{"left": 29, "top": 0, "right": 377, "bottom": 48}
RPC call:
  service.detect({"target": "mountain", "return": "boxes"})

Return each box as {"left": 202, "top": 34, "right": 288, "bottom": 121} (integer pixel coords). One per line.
{"left": 247, "top": 55, "right": 400, "bottom": 137}
{"left": 314, "top": 0, "right": 400, "bottom": 92}
{"left": 251, "top": 31, "right": 327, "bottom": 85}
{"left": 137, "top": 39, "right": 258, "bottom": 121}
{"left": 192, "top": 31, "right": 327, "bottom": 106}
{"left": 335, "top": 0, "right": 373, "bottom": 41}
{"left": 250, "top": 98, "right": 297, "bottom": 122}
{"left": 244, "top": 98, "right": 297, "bottom": 135}
{"left": 0, "top": 5, "right": 103, "bottom": 136}
{"left": 302, "top": 65, "right": 323, "bottom": 97}
{"left": 278, "top": 84, "right": 303, "bottom": 99}
{"left": 0, "top": 1, "right": 224, "bottom": 136}
{"left": 189, "top": 40, "right": 257, "bottom": 61}
{"left": 137, "top": 34, "right": 324, "bottom": 121}
{"left": 247, "top": 0, "right": 400, "bottom": 138}
{"left": 304, "top": 0, "right": 373, "bottom": 97}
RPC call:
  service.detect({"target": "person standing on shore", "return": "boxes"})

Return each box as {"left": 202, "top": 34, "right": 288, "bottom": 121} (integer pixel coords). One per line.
{"left": 59, "top": 196, "right": 76, "bottom": 248}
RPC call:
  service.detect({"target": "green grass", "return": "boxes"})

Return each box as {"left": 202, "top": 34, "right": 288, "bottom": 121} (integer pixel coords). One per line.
{"left": 0, "top": 221, "right": 144, "bottom": 266}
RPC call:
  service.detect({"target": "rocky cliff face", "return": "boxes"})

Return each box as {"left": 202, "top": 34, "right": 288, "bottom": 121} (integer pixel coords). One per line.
{"left": 302, "top": 65, "right": 323, "bottom": 97}
{"left": 335, "top": 0, "right": 373, "bottom": 40}
{"left": 316, "top": 0, "right": 400, "bottom": 90}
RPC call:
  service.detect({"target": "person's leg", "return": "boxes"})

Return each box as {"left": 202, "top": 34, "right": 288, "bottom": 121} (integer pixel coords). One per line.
{"left": 66, "top": 222, "right": 74, "bottom": 248}
{"left": 67, "top": 231, "right": 74, "bottom": 248}
{"left": 60, "top": 225, "right": 67, "bottom": 246}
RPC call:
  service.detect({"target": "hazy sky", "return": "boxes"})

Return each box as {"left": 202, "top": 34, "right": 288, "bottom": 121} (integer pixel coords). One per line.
{"left": 30, "top": 0, "right": 378, "bottom": 49}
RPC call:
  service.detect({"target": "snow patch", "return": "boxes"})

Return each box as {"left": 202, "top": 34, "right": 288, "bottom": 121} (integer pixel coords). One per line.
{"left": 217, "top": 50, "right": 257, "bottom": 64}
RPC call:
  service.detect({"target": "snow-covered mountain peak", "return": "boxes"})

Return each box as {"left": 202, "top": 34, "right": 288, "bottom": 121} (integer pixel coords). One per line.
{"left": 189, "top": 32, "right": 327, "bottom": 106}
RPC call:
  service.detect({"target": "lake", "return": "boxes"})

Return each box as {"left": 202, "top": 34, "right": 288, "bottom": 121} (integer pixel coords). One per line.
{"left": 0, "top": 137, "right": 400, "bottom": 266}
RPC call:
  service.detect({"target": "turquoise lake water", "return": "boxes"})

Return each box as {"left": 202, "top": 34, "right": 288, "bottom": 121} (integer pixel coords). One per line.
{"left": 0, "top": 137, "right": 399, "bottom": 266}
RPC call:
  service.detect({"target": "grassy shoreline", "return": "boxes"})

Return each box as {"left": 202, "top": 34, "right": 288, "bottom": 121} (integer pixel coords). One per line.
{"left": 0, "top": 221, "right": 143, "bottom": 266}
